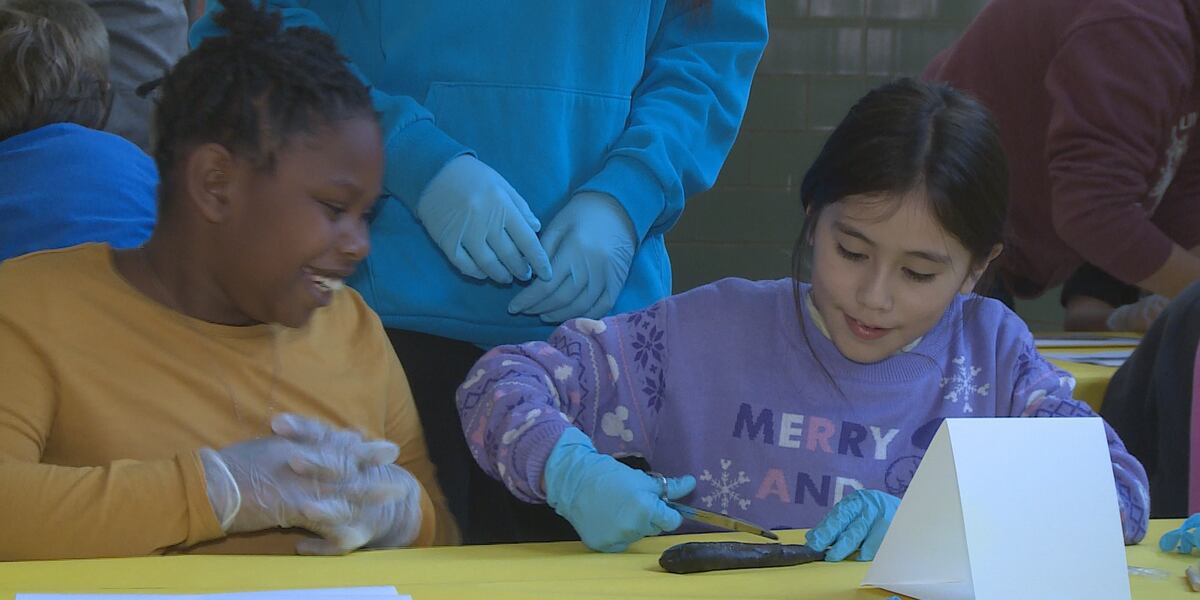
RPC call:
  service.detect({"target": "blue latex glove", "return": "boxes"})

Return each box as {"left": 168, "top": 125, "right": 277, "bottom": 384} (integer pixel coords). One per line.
{"left": 1160, "top": 513, "right": 1200, "bottom": 554}
{"left": 804, "top": 489, "right": 901, "bottom": 561}
{"left": 508, "top": 192, "right": 635, "bottom": 323}
{"left": 416, "top": 155, "right": 552, "bottom": 284}
{"left": 544, "top": 428, "right": 695, "bottom": 552}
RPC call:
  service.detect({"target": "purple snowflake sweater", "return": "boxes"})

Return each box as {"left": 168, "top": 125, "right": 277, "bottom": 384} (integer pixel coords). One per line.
{"left": 456, "top": 278, "right": 1150, "bottom": 543}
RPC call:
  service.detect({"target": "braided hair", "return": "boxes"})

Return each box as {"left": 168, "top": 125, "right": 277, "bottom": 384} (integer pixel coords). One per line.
{"left": 144, "top": 0, "right": 374, "bottom": 210}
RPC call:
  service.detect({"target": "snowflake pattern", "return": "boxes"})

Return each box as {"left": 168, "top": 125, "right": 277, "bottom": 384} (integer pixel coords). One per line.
{"left": 940, "top": 356, "right": 990, "bottom": 413}
{"left": 621, "top": 303, "right": 667, "bottom": 413}
{"left": 624, "top": 305, "right": 659, "bottom": 331}
{"left": 632, "top": 326, "right": 665, "bottom": 370}
{"left": 642, "top": 367, "right": 666, "bottom": 412}
{"left": 699, "top": 458, "right": 752, "bottom": 513}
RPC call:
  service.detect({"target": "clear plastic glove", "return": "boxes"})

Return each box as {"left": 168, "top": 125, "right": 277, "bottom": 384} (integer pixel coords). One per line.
{"left": 1106, "top": 294, "right": 1169, "bottom": 332}
{"left": 1159, "top": 513, "right": 1200, "bottom": 554}
{"left": 270, "top": 414, "right": 425, "bottom": 554}
{"left": 508, "top": 192, "right": 636, "bottom": 323}
{"left": 804, "top": 489, "right": 900, "bottom": 561}
{"left": 543, "top": 428, "right": 694, "bottom": 552}
{"left": 291, "top": 462, "right": 424, "bottom": 555}
{"left": 416, "top": 155, "right": 552, "bottom": 284}
{"left": 202, "top": 414, "right": 413, "bottom": 555}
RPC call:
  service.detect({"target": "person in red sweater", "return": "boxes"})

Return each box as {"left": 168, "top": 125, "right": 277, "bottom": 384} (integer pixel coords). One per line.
{"left": 925, "top": 0, "right": 1200, "bottom": 305}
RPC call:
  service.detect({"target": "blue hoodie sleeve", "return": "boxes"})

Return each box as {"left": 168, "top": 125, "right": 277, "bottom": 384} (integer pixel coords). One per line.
{"left": 574, "top": 1, "right": 767, "bottom": 241}
{"left": 188, "top": 0, "right": 469, "bottom": 209}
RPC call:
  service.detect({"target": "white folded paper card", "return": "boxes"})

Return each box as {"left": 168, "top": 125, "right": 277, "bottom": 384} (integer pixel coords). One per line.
{"left": 862, "top": 417, "right": 1130, "bottom": 600}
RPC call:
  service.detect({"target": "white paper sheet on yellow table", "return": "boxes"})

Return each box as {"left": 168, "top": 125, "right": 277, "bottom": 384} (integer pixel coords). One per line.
{"left": 1033, "top": 336, "right": 1138, "bottom": 349}
{"left": 17, "top": 587, "right": 406, "bottom": 600}
{"left": 1041, "top": 348, "right": 1133, "bottom": 367}
{"left": 862, "top": 418, "right": 1130, "bottom": 600}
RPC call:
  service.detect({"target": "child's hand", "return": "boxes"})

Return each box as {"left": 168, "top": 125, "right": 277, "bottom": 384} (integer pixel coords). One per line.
{"left": 202, "top": 413, "right": 416, "bottom": 555}
{"left": 804, "top": 489, "right": 900, "bottom": 561}
{"left": 543, "top": 428, "right": 695, "bottom": 552}
{"left": 1159, "top": 514, "right": 1200, "bottom": 554}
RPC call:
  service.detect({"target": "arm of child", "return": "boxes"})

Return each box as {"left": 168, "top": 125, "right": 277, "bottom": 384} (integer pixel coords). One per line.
{"left": 456, "top": 308, "right": 671, "bottom": 504}
{"left": 458, "top": 305, "right": 695, "bottom": 552}
{"left": 1008, "top": 332, "right": 1151, "bottom": 544}
{"left": 0, "top": 318, "right": 225, "bottom": 560}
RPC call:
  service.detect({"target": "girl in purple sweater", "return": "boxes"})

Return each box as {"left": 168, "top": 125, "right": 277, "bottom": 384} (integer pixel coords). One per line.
{"left": 455, "top": 78, "right": 1150, "bottom": 558}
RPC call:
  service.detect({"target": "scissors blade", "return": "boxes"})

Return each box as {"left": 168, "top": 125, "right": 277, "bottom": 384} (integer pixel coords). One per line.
{"left": 667, "top": 501, "right": 779, "bottom": 541}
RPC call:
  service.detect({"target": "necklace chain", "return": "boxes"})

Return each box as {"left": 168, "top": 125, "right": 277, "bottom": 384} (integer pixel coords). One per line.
{"left": 139, "top": 248, "right": 282, "bottom": 428}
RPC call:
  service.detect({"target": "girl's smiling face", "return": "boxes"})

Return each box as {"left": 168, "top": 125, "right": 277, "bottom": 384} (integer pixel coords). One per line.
{"left": 808, "top": 189, "right": 998, "bottom": 363}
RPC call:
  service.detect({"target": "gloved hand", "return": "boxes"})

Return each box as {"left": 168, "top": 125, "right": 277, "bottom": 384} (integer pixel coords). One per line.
{"left": 1160, "top": 513, "right": 1200, "bottom": 554}
{"left": 416, "top": 155, "right": 552, "bottom": 284}
{"left": 201, "top": 413, "right": 414, "bottom": 555}
{"left": 1106, "top": 294, "right": 1169, "bottom": 332}
{"left": 543, "top": 427, "right": 695, "bottom": 552}
{"left": 508, "top": 192, "right": 636, "bottom": 323}
{"left": 269, "top": 414, "right": 425, "bottom": 554}
{"left": 804, "top": 489, "right": 901, "bottom": 561}
{"left": 292, "top": 461, "right": 424, "bottom": 555}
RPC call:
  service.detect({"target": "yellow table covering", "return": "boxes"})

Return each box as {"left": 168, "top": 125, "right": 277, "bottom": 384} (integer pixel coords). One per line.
{"left": 1, "top": 520, "right": 1195, "bottom": 599}
{"left": 1041, "top": 333, "right": 1140, "bottom": 411}
{"left": 1050, "top": 358, "right": 1119, "bottom": 412}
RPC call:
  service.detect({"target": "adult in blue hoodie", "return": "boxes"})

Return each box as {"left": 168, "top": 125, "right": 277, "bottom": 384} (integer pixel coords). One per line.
{"left": 192, "top": 0, "right": 767, "bottom": 542}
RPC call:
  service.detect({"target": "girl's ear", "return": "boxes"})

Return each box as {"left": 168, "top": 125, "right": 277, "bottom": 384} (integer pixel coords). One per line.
{"left": 183, "top": 143, "right": 239, "bottom": 224}
{"left": 961, "top": 243, "right": 1004, "bottom": 294}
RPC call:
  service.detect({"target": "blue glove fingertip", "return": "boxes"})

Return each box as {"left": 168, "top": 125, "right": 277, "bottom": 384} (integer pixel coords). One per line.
{"left": 825, "top": 517, "right": 871, "bottom": 562}
{"left": 1160, "top": 530, "right": 1181, "bottom": 552}
{"left": 651, "top": 500, "right": 685, "bottom": 533}
{"left": 804, "top": 526, "right": 834, "bottom": 552}
{"left": 508, "top": 291, "right": 536, "bottom": 314}
{"left": 669, "top": 474, "right": 697, "bottom": 498}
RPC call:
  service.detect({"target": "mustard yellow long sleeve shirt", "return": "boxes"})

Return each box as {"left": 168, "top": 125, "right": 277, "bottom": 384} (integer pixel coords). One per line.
{"left": 0, "top": 244, "right": 457, "bottom": 560}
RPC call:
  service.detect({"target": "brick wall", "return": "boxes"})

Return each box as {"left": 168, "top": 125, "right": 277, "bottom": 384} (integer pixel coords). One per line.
{"left": 667, "top": 0, "right": 990, "bottom": 291}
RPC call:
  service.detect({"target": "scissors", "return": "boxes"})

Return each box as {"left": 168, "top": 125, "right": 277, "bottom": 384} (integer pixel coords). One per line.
{"left": 650, "top": 472, "right": 778, "bottom": 541}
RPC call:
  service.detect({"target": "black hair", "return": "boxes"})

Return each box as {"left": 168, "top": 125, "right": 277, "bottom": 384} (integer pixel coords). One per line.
{"left": 792, "top": 78, "right": 1007, "bottom": 390}
{"left": 794, "top": 77, "right": 1008, "bottom": 278}
{"left": 141, "top": 0, "right": 374, "bottom": 211}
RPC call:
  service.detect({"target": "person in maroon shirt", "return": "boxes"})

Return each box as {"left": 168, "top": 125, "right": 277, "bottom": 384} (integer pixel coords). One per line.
{"left": 925, "top": 0, "right": 1200, "bottom": 304}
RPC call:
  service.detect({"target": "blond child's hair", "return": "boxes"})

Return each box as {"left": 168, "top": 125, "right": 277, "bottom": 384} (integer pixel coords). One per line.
{"left": 0, "top": 0, "right": 111, "bottom": 140}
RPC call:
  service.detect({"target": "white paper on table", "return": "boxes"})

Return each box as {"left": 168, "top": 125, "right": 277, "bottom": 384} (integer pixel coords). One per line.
{"left": 18, "top": 586, "right": 405, "bottom": 600}
{"left": 863, "top": 418, "right": 1130, "bottom": 600}
{"left": 1042, "top": 348, "right": 1133, "bottom": 367}
{"left": 1033, "top": 336, "right": 1138, "bottom": 348}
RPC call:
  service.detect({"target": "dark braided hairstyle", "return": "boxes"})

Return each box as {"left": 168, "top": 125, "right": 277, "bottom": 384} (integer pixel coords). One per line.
{"left": 143, "top": 0, "right": 374, "bottom": 211}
